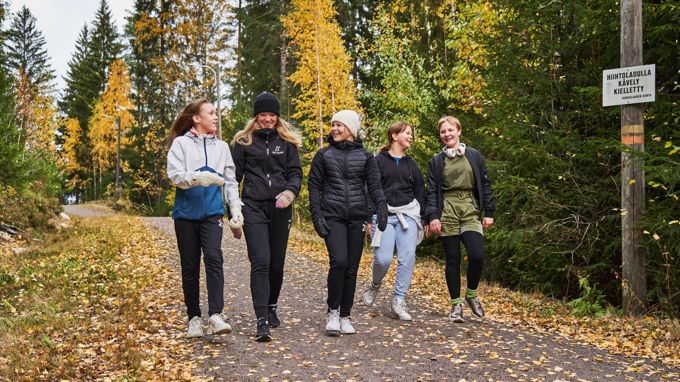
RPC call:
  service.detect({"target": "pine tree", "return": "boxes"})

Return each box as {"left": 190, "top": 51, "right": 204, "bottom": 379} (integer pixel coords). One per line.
{"left": 231, "top": 0, "right": 287, "bottom": 129}
{"left": 3, "top": 5, "right": 57, "bottom": 148}
{"left": 86, "top": 0, "right": 123, "bottom": 97}
{"left": 283, "top": 0, "right": 360, "bottom": 150}
{"left": 2, "top": 6, "right": 55, "bottom": 92}
{"left": 0, "top": 0, "right": 23, "bottom": 186}
{"left": 59, "top": 25, "right": 92, "bottom": 128}
{"left": 335, "top": 0, "right": 378, "bottom": 84}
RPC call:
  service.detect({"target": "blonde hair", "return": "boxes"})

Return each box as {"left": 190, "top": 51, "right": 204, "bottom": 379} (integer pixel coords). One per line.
{"left": 437, "top": 116, "right": 461, "bottom": 131}
{"left": 232, "top": 117, "right": 301, "bottom": 147}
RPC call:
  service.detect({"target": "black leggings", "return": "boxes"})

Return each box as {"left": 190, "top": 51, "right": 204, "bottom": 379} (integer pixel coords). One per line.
{"left": 243, "top": 198, "right": 292, "bottom": 319}
{"left": 440, "top": 231, "right": 484, "bottom": 300}
{"left": 324, "top": 218, "right": 366, "bottom": 317}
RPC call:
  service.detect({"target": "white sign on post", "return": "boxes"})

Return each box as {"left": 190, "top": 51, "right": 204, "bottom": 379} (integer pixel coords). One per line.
{"left": 602, "top": 64, "right": 655, "bottom": 107}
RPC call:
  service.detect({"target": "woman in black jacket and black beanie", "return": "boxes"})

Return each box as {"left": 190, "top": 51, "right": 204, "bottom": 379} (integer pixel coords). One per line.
{"left": 308, "top": 109, "right": 388, "bottom": 336}
{"left": 232, "top": 92, "right": 303, "bottom": 342}
{"left": 425, "top": 116, "right": 495, "bottom": 323}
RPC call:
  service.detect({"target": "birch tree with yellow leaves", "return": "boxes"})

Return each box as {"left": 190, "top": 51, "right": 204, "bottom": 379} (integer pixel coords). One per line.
{"left": 87, "top": 59, "right": 134, "bottom": 198}
{"left": 282, "top": 0, "right": 360, "bottom": 150}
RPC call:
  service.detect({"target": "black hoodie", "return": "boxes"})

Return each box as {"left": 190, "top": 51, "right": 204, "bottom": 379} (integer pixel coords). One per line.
{"left": 370, "top": 151, "right": 426, "bottom": 218}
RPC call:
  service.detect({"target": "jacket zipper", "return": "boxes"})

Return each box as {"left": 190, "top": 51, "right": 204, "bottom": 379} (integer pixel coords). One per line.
{"left": 343, "top": 148, "right": 349, "bottom": 220}
{"left": 203, "top": 137, "right": 208, "bottom": 167}
{"left": 265, "top": 137, "right": 272, "bottom": 197}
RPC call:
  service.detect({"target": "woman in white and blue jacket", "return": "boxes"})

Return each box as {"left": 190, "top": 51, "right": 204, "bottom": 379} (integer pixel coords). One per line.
{"left": 167, "top": 98, "right": 244, "bottom": 338}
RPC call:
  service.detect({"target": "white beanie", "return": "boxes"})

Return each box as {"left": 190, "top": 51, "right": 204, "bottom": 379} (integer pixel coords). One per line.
{"left": 331, "top": 110, "right": 361, "bottom": 138}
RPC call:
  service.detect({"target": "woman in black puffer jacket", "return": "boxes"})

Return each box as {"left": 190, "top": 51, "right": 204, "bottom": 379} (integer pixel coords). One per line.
{"left": 308, "top": 109, "right": 388, "bottom": 337}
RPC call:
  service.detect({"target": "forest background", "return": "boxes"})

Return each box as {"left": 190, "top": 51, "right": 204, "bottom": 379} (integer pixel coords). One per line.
{"left": 0, "top": 0, "right": 678, "bottom": 317}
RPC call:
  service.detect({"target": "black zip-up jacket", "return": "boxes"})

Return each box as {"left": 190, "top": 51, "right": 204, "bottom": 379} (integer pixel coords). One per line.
{"left": 368, "top": 151, "right": 426, "bottom": 218}
{"left": 232, "top": 128, "right": 302, "bottom": 201}
{"left": 425, "top": 148, "right": 495, "bottom": 223}
{"left": 308, "top": 136, "right": 385, "bottom": 222}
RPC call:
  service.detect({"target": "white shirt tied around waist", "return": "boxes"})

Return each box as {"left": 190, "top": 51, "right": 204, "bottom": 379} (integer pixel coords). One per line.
{"left": 370, "top": 199, "right": 424, "bottom": 248}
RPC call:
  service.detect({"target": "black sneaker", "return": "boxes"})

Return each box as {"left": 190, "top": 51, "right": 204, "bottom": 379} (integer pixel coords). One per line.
{"left": 255, "top": 317, "right": 272, "bottom": 342}
{"left": 465, "top": 296, "right": 485, "bottom": 318}
{"left": 268, "top": 305, "right": 281, "bottom": 328}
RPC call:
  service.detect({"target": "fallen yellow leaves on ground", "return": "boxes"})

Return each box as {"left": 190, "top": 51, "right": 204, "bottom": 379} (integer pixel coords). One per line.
{"left": 0, "top": 215, "right": 205, "bottom": 381}
{"left": 288, "top": 224, "right": 680, "bottom": 369}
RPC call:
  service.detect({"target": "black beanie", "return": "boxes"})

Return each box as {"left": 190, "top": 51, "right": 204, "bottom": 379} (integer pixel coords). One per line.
{"left": 253, "top": 92, "right": 280, "bottom": 116}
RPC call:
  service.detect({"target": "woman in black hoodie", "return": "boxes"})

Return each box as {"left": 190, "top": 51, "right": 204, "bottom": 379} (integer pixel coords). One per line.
{"left": 232, "top": 92, "right": 302, "bottom": 342}
{"left": 308, "top": 109, "right": 388, "bottom": 336}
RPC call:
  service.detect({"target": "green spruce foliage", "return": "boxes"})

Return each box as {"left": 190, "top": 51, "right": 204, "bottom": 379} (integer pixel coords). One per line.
{"left": 0, "top": 3, "right": 60, "bottom": 228}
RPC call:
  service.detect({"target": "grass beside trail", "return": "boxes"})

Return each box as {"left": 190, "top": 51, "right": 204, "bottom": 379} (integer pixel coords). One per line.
{"left": 288, "top": 223, "right": 680, "bottom": 371}
{"left": 0, "top": 215, "right": 198, "bottom": 381}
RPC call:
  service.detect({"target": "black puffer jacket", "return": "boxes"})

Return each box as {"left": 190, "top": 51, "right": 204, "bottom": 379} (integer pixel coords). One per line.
{"left": 308, "top": 136, "right": 385, "bottom": 221}
{"left": 425, "top": 148, "right": 495, "bottom": 223}
{"left": 232, "top": 128, "right": 302, "bottom": 201}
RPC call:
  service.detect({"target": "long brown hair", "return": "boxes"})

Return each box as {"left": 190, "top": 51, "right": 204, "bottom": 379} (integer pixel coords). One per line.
{"left": 168, "top": 98, "right": 211, "bottom": 146}
{"left": 379, "top": 121, "right": 413, "bottom": 152}
{"left": 232, "top": 116, "right": 301, "bottom": 147}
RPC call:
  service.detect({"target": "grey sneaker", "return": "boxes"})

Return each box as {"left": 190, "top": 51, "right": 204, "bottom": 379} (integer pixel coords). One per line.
{"left": 449, "top": 304, "right": 464, "bottom": 323}
{"left": 339, "top": 317, "right": 356, "bottom": 334}
{"left": 325, "top": 309, "right": 341, "bottom": 336}
{"left": 207, "top": 313, "right": 232, "bottom": 335}
{"left": 187, "top": 316, "right": 204, "bottom": 337}
{"left": 390, "top": 297, "right": 413, "bottom": 321}
{"left": 362, "top": 282, "right": 381, "bottom": 306}
{"left": 465, "top": 296, "right": 485, "bottom": 318}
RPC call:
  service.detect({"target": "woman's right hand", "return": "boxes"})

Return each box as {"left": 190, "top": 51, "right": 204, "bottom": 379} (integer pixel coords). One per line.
{"left": 231, "top": 227, "right": 242, "bottom": 239}
{"left": 429, "top": 219, "right": 442, "bottom": 234}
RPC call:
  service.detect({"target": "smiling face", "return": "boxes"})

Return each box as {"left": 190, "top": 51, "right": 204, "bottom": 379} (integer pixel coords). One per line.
{"left": 391, "top": 125, "right": 413, "bottom": 151}
{"left": 439, "top": 120, "right": 461, "bottom": 148}
{"left": 330, "top": 121, "right": 354, "bottom": 142}
{"left": 192, "top": 103, "right": 218, "bottom": 134}
{"left": 256, "top": 112, "right": 278, "bottom": 129}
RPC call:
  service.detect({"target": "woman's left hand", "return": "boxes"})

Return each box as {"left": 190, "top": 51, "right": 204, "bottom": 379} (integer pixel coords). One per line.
{"left": 482, "top": 217, "right": 494, "bottom": 229}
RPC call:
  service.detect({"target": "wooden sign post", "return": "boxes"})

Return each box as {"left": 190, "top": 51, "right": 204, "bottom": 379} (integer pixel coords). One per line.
{"left": 603, "top": 1, "right": 654, "bottom": 315}
{"left": 619, "top": 0, "right": 645, "bottom": 315}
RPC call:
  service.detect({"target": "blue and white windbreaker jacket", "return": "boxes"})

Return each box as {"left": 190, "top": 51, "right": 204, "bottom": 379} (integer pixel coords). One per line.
{"left": 167, "top": 131, "right": 242, "bottom": 220}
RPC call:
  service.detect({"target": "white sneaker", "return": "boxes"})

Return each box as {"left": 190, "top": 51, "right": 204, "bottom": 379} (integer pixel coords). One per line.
{"left": 340, "top": 317, "right": 356, "bottom": 334}
{"left": 390, "top": 297, "right": 413, "bottom": 321}
{"left": 207, "top": 313, "right": 232, "bottom": 335}
{"left": 187, "top": 316, "right": 204, "bottom": 338}
{"left": 325, "top": 309, "right": 341, "bottom": 336}
{"left": 362, "top": 282, "right": 381, "bottom": 306}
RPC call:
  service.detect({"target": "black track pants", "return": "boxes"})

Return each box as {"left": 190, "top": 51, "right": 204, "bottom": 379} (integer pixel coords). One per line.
{"left": 440, "top": 231, "right": 485, "bottom": 300}
{"left": 324, "top": 218, "right": 366, "bottom": 317}
{"left": 243, "top": 198, "right": 292, "bottom": 319}
{"left": 174, "top": 216, "right": 225, "bottom": 319}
